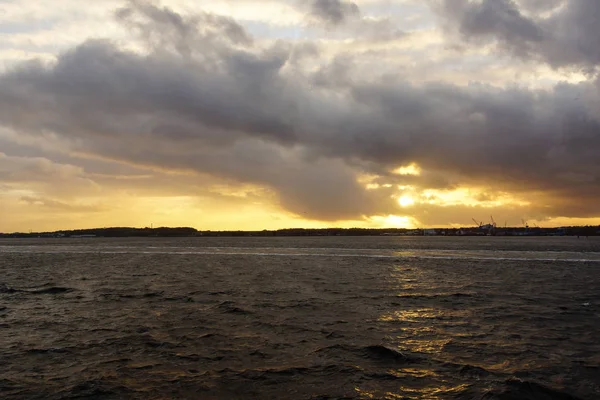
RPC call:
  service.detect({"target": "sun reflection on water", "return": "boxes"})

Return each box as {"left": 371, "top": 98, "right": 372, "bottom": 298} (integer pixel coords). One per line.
{"left": 355, "top": 383, "right": 472, "bottom": 400}
{"left": 379, "top": 308, "right": 441, "bottom": 323}
{"left": 367, "top": 263, "right": 475, "bottom": 399}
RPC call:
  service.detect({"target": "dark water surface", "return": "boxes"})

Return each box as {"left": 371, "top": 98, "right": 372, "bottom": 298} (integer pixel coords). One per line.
{"left": 1, "top": 237, "right": 599, "bottom": 399}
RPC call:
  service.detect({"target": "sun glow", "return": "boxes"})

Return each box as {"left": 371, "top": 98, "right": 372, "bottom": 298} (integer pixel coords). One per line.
{"left": 420, "top": 188, "right": 530, "bottom": 207}
{"left": 398, "top": 195, "right": 416, "bottom": 207}
{"left": 383, "top": 215, "right": 415, "bottom": 228}
{"left": 393, "top": 163, "right": 421, "bottom": 176}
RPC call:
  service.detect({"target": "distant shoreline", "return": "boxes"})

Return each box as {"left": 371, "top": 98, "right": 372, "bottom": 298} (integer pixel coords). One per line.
{"left": 1, "top": 226, "right": 599, "bottom": 238}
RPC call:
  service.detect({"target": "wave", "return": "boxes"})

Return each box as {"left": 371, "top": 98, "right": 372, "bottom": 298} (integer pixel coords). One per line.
{"left": 164, "top": 295, "right": 194, "bottom": 302}
{"left": 441, "top": 362, "right": 492, "bottom": 378}
{"left": 98, "top": 291, "right": 164, "bottom": 301}
{"left": 395, "top": 292, "right": 476, "bottom": 300}
{"left": 12, "top": 244, "right": 600, "bottom": 254}
{"left": 57, "top": 379, "right": 137, "bottom": 399}
{"left": 175, "top": 352, "right": 224, "bottom": 362}
{"left": 315, "top": 344, "right": 420, "bottom": 365}
{"left": 362, "top": 345, "right": 418, "bottom": 363}
{"left": 2, "top": 248, "right": 600, "bottom": 262}
{"left": 310, "top": 345, "right": 584, "bottom": 399}
{"left": 217, "top": 300, "right": 253, "bottom": 315}
{"left": 456, "top": 378, "right": 584, "bottom": 400}
{"left": 0, "top": 284, "right": 73, "bottom": 295}
{"left": 26, "top": 347, "right": 72, "bottom": 355}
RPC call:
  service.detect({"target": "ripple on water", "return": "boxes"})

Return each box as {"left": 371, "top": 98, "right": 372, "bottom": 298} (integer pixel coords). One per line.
{"left": 0, "top": 237, "right": 598, "bottom": 399}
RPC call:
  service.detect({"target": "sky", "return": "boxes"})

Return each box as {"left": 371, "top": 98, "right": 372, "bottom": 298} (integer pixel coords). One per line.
{"left": 0, "top": 0, "right": 599, "bottom": 232}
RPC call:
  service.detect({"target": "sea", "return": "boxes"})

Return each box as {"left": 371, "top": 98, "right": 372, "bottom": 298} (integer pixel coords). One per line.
{"left": 0, "top": 236, "right": 599, "bottom": 399}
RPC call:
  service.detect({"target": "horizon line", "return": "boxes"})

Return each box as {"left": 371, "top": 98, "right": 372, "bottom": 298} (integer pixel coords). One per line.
{"left": 2, "top": 225, "right": 600, "bottom": 236}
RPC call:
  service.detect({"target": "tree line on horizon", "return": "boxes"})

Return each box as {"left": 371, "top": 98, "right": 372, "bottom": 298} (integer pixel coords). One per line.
{"left": 1, "top": 225, "right": 600, "bottom": 238}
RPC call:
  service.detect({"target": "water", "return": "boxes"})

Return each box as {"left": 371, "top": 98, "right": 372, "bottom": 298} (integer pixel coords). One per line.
{"left": 1, "top": 236, "right": 599, "bottom": 399}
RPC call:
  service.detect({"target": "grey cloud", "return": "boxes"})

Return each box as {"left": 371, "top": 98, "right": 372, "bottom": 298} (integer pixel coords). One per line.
{"left": 116, "top": 0, "right": 253, "bottom": 51}
{"left": 19, "top": 196, "right": 105, "bottom": 212}
{"left": 356, "top": 17, "right": 407, "bottom": 41}
{"left": 309, "top": 0, "right": 360, "bottom": 25}
{"left": 434, "top": 0, "right": 543, "bottom": 60}
{"left": 1, "top": 39, "right": 297, "bottom": 145}
{"left": 434, "top": 0, "right": 600, "bottom": 70}
{"left": 0, "top": 2, "right": 599, "bottom": 222}
{"left": 517, "top": 0, "right": 564, "bottom": 13}
{"left": 453, "top": 0, "right": 543, "bottom": 57}
{"left": 0, "top": 153, "right": 84, "bottom": 183}
{"left": 305, "top": 1, "right": 406, "bottom": 42}
{"left": 0, "top": 152, "right": 100, "bottom": 199}
{"left": 311, "top": 55, "right": 351, "bottom": 87}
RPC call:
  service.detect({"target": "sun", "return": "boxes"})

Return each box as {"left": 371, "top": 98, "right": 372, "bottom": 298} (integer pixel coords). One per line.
{"left": 398, "top": 195, "right": 415, "bottom": 207}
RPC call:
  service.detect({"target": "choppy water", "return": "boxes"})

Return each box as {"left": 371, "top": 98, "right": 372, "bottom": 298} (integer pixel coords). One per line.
{"left": 1, "top": 236, "right": 599, "bottom": 399}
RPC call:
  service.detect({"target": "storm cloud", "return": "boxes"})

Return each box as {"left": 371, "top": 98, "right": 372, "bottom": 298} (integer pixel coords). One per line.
{"left": 435, "top": 0, "right": 600, "bottom": 70}
{"left": 0, "top": 0, "right": 599, "bottom": 226}
{"left": 309, "top": 0, "right": 360, "bottom": 25}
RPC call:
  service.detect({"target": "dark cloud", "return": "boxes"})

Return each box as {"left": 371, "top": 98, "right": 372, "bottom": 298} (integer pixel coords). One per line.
{"left": 440, "top": 0, "right": 543, "bottom": 58}
{"left": 309, "top": 0, "right": 360, "bottom": 25}
{"left": 306, "top": 0, "right": 405, "bottom": 42}
{"left": 0, "top": 1, "right": 599, "bottom": 222}
{"left": 116, "top": 0, "right": 253, "bottom": 50}
{"left": 434, "top": 0, "right": 600, "bottom": 70}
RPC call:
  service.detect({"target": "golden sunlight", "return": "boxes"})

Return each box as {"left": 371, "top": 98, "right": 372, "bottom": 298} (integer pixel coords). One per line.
{"left": 398, "top": 195, "right": 416, "bottom": 207}
{"left": 420, "top": 188, "right": 530, "bottom": 208}
{"left": 366, "top": 215, "right": 416, "bottom": 228}
{"left": 393, "top": 163, "right": 421, "bottom": 176}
